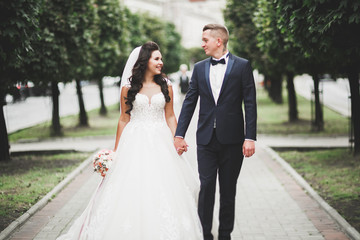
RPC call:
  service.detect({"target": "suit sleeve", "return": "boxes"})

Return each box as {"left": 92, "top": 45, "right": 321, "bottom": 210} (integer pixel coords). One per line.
{"left": 242, "top": 61, "right": 257, "bottom": 141}
{"left": 175, "top": 65, "right": 200, "bottom": 138}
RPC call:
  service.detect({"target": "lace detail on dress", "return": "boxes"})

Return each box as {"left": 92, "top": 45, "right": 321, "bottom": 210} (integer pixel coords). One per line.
{"left": 129, "top": 92, "right": 166, "bottom": 127}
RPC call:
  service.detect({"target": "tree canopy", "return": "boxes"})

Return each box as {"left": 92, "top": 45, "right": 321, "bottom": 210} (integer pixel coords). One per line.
{"left": 0, "top": 1, "right": 184, "bottom": 161}
{"left": 225, "top": 0, "right": 360, "bottom": 155}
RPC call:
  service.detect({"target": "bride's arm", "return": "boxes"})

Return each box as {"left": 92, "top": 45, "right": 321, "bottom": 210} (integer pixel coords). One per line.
{"left": 164, "top": 85, "right": 177, "bottom": 137}
{"left": 113, "top": 87, "right": 131, "bottom": 151}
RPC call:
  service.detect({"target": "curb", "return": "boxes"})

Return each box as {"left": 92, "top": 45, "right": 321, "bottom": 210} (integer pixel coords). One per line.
{"left": 261, "top": 144, "right": 360, "bottom": 240}
{"left": 11, "top": 149, "right": 78, "bottom": 156}
{"left": 0, "top": 150, "right": 98, "bottom": 240}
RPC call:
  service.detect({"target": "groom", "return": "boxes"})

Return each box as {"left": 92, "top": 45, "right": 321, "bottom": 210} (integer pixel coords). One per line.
{"left": 174, "top": 24, "right": 257, "bottom": 240}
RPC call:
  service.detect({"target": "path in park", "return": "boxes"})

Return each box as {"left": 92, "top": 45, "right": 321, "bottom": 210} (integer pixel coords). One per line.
{"left": 3, "top": 86, "right": 357, "bottom": 240}
{"left": 5, "top": 135, "right": 354, "bottom": 240}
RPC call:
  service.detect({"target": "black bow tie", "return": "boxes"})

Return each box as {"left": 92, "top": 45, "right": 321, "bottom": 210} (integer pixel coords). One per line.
{"left": 210, "top": 58, "right": 226, "bottom": 66}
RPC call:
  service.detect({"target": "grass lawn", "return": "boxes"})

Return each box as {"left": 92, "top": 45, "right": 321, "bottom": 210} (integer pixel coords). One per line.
{"left": 9, "top": 104, "right": 120, "bottom": 143}
{"left": 0, "top": 152, "right": 91, "bottom": 231}
{"left": 257, "top": 86, "right": 349, "bottom": 136}
{"left": 279, "top": 149, "right": 360, "bottom": 232}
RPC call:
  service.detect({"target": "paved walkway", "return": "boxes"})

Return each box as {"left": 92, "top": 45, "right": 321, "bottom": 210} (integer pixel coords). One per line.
{"left": 10, "top": 136, "right": 115, "bottom": 153}
{"left": 259, "top": 135, "right": 350, "bottom": 149}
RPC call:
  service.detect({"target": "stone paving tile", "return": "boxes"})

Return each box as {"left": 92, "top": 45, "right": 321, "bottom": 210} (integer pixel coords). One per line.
{"left": 33, "top": 169, "right": 100, "bottom": 239}
{"left": 233, "top": 150, "right": 325, "bottom": 240}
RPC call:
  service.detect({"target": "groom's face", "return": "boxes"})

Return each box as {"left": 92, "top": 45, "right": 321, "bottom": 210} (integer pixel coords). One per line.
{"left": 202, "top": 30, "right": 218, "bottom": 57}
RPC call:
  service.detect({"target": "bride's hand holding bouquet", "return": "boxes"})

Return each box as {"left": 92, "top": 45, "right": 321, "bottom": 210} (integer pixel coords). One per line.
{"left": 92, "top": 149, "right": 114, "bottom": 177}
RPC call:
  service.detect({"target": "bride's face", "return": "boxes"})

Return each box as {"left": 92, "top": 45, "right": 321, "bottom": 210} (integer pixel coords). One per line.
{"left": 147, "top": 50, "right": 163, "bottom": 76}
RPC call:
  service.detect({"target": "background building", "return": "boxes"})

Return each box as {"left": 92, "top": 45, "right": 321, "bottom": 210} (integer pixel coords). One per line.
{"left": 123, "top": 0, "right": 226, "bottom": 48}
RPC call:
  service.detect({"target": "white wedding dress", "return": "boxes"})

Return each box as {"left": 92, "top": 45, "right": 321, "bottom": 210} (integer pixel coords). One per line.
{"left": 57, "top": 90, "right": 203, "bottom": 240}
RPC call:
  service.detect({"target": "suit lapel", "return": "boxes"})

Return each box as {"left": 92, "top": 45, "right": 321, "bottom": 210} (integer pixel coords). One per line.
{"left": 204, "top": 58, "right": 215, "bottom": 101}
{"left": 218, "top": 53, "right": 235, "bottom": 100}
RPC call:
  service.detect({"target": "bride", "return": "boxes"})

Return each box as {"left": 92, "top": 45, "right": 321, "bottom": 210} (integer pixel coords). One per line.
{"left": 57, "top": 41, "right": 203, "bottom": 240}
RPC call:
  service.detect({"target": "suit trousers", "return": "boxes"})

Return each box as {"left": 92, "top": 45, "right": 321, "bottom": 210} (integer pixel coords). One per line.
{"left": 197, "top": 129, "right": 244, "bottom": 240}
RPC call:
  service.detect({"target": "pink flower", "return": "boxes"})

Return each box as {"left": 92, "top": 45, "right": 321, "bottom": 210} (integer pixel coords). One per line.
{"left": 92, "top": 149, "right": 114, "bottom": 177}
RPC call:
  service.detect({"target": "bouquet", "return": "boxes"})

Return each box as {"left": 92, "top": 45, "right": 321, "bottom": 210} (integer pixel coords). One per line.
{"left": 92, "top": 149, "right": 114, "bottom": 177}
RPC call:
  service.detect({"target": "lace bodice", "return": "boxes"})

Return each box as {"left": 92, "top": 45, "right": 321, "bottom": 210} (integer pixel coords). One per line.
{"left": 130, "top": 92, "right": 166, "bottom": 125}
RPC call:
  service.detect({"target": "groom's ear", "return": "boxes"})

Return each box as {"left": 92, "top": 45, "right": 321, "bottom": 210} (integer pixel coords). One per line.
{"left": 216, "top": 38, "right": 222, "bottom": 47}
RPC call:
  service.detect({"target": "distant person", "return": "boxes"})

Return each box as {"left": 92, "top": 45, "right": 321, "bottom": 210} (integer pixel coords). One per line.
{"left": 174, "top": 24, "right": 257, "bottom": 240}
{"left": 179, "top": 63, "right": 190, "bottom": 94}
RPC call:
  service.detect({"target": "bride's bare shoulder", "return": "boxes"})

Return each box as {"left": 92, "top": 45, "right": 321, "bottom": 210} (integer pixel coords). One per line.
{"left": 167, "top": 82, "right": 174, "bottom": 97}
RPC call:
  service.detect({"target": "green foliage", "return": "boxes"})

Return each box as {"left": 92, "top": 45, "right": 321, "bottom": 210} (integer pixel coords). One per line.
{"left": 64, "top": 0, "right": 97, "bottom": 80}
{"left": 1, "top": 1, "right": 184, "bottom": 86}
{"left": 92, "top": 0, "right": 128, "bottom": 79}
{"left": 224, "top": 0, "right": 261, "bottom": 67}
{"left": 183, "top": 47, "right": 208, "bottom": 65}
{"left": 123, "top": 8, "right": 147, "bottom": 48}
{"left": 275, "top": 0, "right": 360, "bottom": 72}
{"left": 28, "top": 0, "right": 72, "bottom": 85}
{"left": 224, "top": 0, "right": 283, "bottom": 101}
{"left": 0, "top": 0, "right": 41, "bottom": 92}
{"left": 126, "top": 12, "right": 183, "bottom": 74}
{"left": 253, "top": 0, "right": 306, "bottom": 75}
{"left": 162, "top": 23, "right": 183, "bottom": 74}
{"left": 226, "top": 0, "right": 360, "bottom": 78}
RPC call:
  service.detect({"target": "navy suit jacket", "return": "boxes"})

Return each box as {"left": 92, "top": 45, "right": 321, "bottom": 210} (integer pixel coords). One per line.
{"left": 175, "top": 53, "right": 257, "bottom": 145}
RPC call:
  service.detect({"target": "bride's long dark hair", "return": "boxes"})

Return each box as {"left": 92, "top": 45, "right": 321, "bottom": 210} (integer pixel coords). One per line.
{"left": 125, "top": 41, "right": 170, "bottom": 114}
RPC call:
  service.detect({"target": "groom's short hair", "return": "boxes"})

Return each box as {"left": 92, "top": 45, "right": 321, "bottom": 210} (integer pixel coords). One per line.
{"left": 203, "top": 24, "right": 229, "bottom": 47}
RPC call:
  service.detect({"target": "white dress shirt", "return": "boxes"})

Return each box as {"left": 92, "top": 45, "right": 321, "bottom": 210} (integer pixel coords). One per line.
{"left": 209, "top": 51, "right": 229, "bottom": 128}
{"left": 209, "top": 51, "right": 229, "bottom": 105}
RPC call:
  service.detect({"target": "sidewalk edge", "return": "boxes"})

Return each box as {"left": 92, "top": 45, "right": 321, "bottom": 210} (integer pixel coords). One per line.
{"left": 0, "top": 151, "right": 97, "bottom": 240}
{"left": 261, "top": 144, "right": 360, "bottom": 240}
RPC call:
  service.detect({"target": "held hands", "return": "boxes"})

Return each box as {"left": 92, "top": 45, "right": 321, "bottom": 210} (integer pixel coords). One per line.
{"left": 174, "top": 137, "right": 254, "bottom": 157}
{"left": 174, "top": 137, "right": 188, "bottom": 155}
{"left": 243, "top": 140, "right": 255, "bottom": 158}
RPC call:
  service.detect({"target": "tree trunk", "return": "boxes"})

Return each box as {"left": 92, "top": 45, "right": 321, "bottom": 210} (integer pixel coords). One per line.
{"left": 0, "top": 90, "right": 10, "bottom": 161}
{"left": 286, "top": 72, "right": 298, "bottom": 122}
{"left": 264, "top": 74, "right": 270, "bottom": 91}
{"left": 348, "top": 70, "right": 360, "bottom": 156}
{"left": 75, "top": 79, "right": 88, "bottom": 126}
{"left": 98, "top": 78, "right": 107, "bottom": 116}
{"left": 51, "top": 80, "right": 62, "bottom": 136}
{"left": 312, "top": 74, "right": 324, "bottom": 131}
{"left": 268, "top": 75, "right": 283, "bottom": 104}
